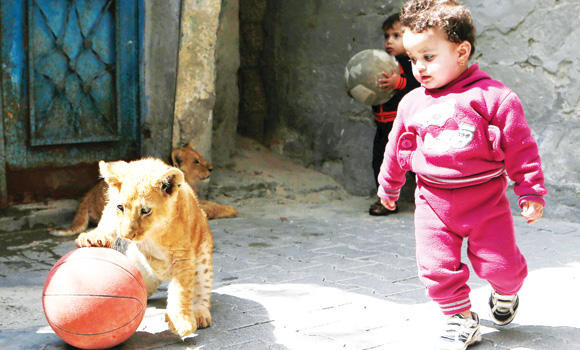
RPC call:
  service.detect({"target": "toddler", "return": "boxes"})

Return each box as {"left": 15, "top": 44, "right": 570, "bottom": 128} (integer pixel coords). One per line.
{"left": 377, "top": 1, "right": 547, "bottom": 349}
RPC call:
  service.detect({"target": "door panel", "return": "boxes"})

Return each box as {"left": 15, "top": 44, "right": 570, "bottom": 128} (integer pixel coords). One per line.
{"left": 1, "top": 0, "right": 141, "bottom": 201}
{"left": 29, "top": 0, "right": 119, "bottom": 146}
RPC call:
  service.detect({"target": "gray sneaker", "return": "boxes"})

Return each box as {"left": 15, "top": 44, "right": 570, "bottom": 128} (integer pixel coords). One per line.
{"left": 489, "top": 291, "right": 519, "bottom": 325}
{"left": 439, "top": 312, "right": 482, "bottom": 350}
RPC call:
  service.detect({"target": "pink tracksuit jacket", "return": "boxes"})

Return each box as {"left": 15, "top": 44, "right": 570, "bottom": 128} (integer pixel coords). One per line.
{"left": 377, "top": 64, "right": 547, "bottom": 315}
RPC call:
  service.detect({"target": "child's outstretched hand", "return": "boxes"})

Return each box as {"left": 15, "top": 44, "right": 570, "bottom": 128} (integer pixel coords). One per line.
{"left": 380, "top": 198, "right": 397, "bottom": 211}
{"left": 521, "top": 200, "right": 544, "bottom": 224}
{"left": 378, "top": 68, "right": 399, "bottom": 90}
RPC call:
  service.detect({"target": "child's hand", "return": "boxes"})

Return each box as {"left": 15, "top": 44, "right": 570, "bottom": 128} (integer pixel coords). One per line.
{"left": 521, "top": 200, "right": 544, "bottom": 224}
{"left": 378, "top": 68, "right": 399, "bottom": 90}
{"left": 380, "top": 199, "right": 397, "bottom": 211}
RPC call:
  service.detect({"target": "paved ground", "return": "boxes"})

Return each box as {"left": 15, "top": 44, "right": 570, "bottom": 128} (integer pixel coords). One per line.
{"left": 1, "top": 139, "right": 579, "bottom": 349}
{"left": 2, "top": 197, "right": 580, "bottom": 349}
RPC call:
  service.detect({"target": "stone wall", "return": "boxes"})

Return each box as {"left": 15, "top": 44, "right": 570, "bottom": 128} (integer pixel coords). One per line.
{"left": 254, "top": 0, "right": 579, "bottom": 216}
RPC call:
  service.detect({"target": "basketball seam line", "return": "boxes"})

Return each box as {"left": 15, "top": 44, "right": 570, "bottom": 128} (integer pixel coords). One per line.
{"left": 54, "top": 256, "right": 147, "bottom": 290}
{"left": 47, "top": 308, "right": 146, "bottom": 336}
{"left": 43, "top": 294, "right": 143, "bottom": 302}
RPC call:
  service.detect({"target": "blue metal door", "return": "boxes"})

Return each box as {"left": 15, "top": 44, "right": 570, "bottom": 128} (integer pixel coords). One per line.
{"left": 0, "top": 0, "right": 141, "bottom": 202}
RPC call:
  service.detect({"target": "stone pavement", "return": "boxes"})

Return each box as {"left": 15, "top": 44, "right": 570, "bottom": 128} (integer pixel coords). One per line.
{"left": 1, "top": 196, "right": 580, "bottom": 350}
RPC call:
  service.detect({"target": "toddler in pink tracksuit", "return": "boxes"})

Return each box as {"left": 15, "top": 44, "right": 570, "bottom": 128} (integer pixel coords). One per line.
{"left": 377, "top": 1, "right": 547, "bottom": 349}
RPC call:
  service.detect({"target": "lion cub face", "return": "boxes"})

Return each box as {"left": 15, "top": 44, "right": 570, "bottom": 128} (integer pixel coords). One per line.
{"left": 171, "top": 142, "right": 213, "bottom": 189}
{"left": 100, "top": 158, "right": 185, "bottom": 242}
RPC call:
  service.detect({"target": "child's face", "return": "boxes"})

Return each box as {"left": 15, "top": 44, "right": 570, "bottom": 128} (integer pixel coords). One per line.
{"left": 383, "top": 22, "right": 405, "bottom": 57}
{"left": 403, "top": 27, "right": 466, "bottom": 89}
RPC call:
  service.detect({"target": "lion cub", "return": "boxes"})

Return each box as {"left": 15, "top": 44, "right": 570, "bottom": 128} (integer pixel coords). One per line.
{"left": 51, "top": 143, "right": 237, "bottom": 236}
{"left": 75, "top": 158, "right": 213, "bottom": 338}
{"left": 171, "top": 143, "right": 238, "bottom": 220}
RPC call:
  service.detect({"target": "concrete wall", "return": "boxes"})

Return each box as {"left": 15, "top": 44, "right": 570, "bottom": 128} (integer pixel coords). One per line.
{"left": 140, "top": 0, "right": 180, "bottom": 161}
{"left": 254, "top": 0, "right": 579, "bottom": 215}
{"left": 237, "top": 0, "right": 268, "bottom": 144}
{"left": 214, "top": 0, "right": 241, "bottom": 166}
{"left": 173, "top": 0, "right": 222, "bottom": 161}
{"left": 464, "top": 0, "right": 580, "bottom": 216}
{"left": 151, "top": 0, "right": 578, "bottom": 216}
{"left": 142, "top": 0, "right": 237, "bottom": 168}
{"left": 172, "top": 0, "right": 222, "bottom": 198}
{"left": 260, "top": 0, "right": 406, "bottom": 197}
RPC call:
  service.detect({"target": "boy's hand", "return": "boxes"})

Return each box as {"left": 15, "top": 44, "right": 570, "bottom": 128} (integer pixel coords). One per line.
{"left": 521, "top": 200, "right": 544, "bottom": 224}
{"left": 378, "top": 68, "right": 399, "bottom": 90}
{"left": 380, "top": 199, "right": 397, "bottom": 211}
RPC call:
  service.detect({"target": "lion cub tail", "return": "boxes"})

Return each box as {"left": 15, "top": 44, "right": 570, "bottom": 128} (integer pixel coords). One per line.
{"left": 50, "top": 180, "right": 108, "bottom": 237}
{"left": 49, "top": 201, "right": 90, "bottom": 236}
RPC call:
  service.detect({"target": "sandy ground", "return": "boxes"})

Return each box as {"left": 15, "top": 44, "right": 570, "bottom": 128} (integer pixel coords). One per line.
{"left": 206, "top": 137, "right": 381, "bottom": 216}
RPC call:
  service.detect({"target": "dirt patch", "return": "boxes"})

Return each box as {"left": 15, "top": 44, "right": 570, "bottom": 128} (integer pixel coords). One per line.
{"left": 208, "top": 137, "right": 351, "bottom": 207}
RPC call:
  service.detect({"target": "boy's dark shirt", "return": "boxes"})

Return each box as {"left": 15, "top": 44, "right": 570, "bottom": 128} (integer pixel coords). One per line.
{"left": 372, "top": 55, "right": 420, "bottom": 122}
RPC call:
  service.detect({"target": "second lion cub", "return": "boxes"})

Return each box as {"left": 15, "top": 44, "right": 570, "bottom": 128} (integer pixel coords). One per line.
{"left": 75, "top": 158, "right": 213, "bottom": 338}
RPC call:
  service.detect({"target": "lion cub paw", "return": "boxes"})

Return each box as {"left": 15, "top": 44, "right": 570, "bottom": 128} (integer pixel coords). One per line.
{"left": 193, "top": 306, "right": 212, "bottom": 329}
{"left": 165, "top": 311, "right": 196, "bottom": 338}
{"left": 75, "top": 232, "right": 114, "bottom": 248}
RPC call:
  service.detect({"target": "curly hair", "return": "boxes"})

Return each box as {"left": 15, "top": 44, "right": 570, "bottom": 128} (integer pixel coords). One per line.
{"left": 400, "top": 0, "right": 476, "bottom": 57}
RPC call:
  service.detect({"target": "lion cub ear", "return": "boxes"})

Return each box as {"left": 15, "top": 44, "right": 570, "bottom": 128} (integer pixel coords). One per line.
{"left": 99, "top": 160, "right": 128, "bottom": 192}
{"left": 170, "top": 148, "right": 184, "bottom": 167}
{"left": 156, "top": 168, "right": 184, "bottom": 196}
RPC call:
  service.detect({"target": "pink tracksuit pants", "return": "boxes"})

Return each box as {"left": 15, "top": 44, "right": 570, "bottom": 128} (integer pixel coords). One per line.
{"left": 414, "top": 175, "right": 527, "bottom": 315}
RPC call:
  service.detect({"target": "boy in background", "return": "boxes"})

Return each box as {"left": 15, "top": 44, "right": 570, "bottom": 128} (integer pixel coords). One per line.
{"left": 369, "top": 13, "right": 420, "bottom": 216}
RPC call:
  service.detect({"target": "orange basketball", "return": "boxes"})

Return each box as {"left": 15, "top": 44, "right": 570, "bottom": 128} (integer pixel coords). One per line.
{"left": 42, "top": 247, "right": 147, "bottom": 349}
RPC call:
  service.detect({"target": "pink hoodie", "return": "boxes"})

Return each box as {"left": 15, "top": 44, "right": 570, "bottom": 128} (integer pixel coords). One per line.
{"left": 377, "top": 64, "right": 547, "bottom": 207}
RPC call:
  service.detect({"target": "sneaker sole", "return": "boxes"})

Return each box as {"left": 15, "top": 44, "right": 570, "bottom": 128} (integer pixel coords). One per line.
{"left": 464, "top": 328, "right": 482, "bottom": 349}
{"left": 439, "top": 317, "right": 483, "bottom": 350}
{"left": 489, "top": 293, "right": 519, "bottom": 326}
{"left": 489, "top": 307, "right": 518, "bottom": 326}
{"left": 438, "top": 329, "right": 482, "bottom": 350}
{"left": 471, "top": 327, "right": 483, "bottom": 341}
